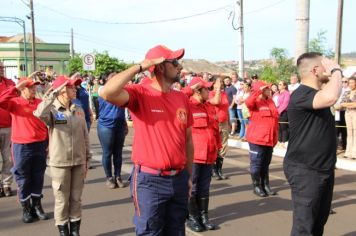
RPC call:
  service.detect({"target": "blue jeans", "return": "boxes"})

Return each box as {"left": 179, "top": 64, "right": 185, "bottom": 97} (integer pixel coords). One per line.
{"left": 97, "top": 124, "right": 126, "bottom": 178}
{"left": 237, "top": 109, "right": 246, "bottom": 138}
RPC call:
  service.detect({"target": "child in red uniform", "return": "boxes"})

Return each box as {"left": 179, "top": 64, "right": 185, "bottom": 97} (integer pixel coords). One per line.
{"left": 182, "top": 77, "right": 221, "bottom": 232}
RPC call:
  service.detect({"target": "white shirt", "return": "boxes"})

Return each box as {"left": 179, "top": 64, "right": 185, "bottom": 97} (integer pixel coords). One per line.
{"left": 288, "top": 83, "right": 300, "bottom": 93}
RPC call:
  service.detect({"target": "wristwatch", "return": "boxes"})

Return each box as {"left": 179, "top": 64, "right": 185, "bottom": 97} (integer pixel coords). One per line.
{"left": 330, "top": 68, "right": 343, "bottom": 76}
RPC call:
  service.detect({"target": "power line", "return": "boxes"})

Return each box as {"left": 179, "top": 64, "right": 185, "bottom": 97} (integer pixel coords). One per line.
{"left": 35, "top": 3, "right": 232, "bottom": 25}
{"left": 245, "top": 0, "right": 289, "bottom": 14}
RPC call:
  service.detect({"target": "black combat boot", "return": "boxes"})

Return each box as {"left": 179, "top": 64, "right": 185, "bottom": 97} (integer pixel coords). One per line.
{"left": 32, "top": 196, "right": 49, "bottom": 220}
{"left": 197, "top": 197, "right": 216, "bottom": 230}
{"left": 262, "top": 172, "right": 277, "bottom": 196}
{"left": 187, "top": 197, "right": 204, "bottom": 232}
{"left": 58, "top": 224, "right": 70, "bottom": 236}
{"left": 216, "top": 157, "right": 228, "bottom": 180}
{"left": 21, "top": 199, "right": 35, "bottom": 223}
{"left": 70, "top": 220, "right": 81, "bottom": 236}
{"left": 251, "top": 173, "right": 267, "bottom": 197}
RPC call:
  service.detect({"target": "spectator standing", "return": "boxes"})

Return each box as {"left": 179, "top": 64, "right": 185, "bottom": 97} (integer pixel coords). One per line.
{"left": 0, "top": 78, "right": 49, "bottom": 223}
{"left": 99, "top": 45, "right": 194, "bottom": 235}
{"left": 334, "top": 78, "right": 350, "bottom": 151}
{"left": 91, "top": 78, "right": 100, "bottom": 120}
{"left": 245, "top": 81, "right": 279, "bottom": 197}
{"left": 341, "top": 77, "right": 356, "bottom": 159}
{"left": 277, "top": 81, "right": 290, "bottom": 148}
{"left": 34, "top": 75, "right": 90, "bottom": 236}
{"left": 288, "top": 74, "right": 300, "bottom": 93}
{"left": 235, "top": 80, "right": 246, "bottom": 139}
{"left": 210, "top": 76, "right": 230, "bottom": 180}
{"left": 284, "top": 53, "right": 342, "bottom": 235}
{"left": 97, "top": 73, "right": 128, "bottom": 189}
{"left": 240, "top": 81, "right": 252, "bottom": 141}
{"left": 0, "top": 72, "right": 15, "bottom": 197}
{"left": 224, "top": 77, "right": 237, "bottom": 136}
{"left": 271, "top": 83, "right": 279, "bottom": 107}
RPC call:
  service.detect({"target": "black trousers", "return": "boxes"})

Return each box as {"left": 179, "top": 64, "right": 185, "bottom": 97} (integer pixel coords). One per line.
{"left": 284, "top": 161, "right": 334, "bottom": 236}
{"left": 336, "top": 110, "right": 347, "bottom": 150}
{"left": 278, "top": 111, "right": 289, "bottom": 143}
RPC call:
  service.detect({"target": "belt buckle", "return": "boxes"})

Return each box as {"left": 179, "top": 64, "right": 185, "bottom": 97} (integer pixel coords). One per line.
{"left": 169, "top": 170, "right": 177, "bottom": 176}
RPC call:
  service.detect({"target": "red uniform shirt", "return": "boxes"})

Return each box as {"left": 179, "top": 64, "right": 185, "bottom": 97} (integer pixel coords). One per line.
{"left": 124, "top": 83, "right": 193, "bottom": 170}
{"left": 0, "top": 77, "right": 15, "bottom": 128}
{"left": 0, "top": 87, "right": 48, "bottom": 143}
{"left": 209, "top": 90, "right": 229, "bottom": 123}
{"left": 189, "top": 96, "right": 220, "bottom": 164}
{"left": 245, "top": 90, "right": 279, "bottom": 147}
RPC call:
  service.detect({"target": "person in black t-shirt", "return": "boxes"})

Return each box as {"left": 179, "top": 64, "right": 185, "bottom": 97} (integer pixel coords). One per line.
{"left": 283, "top": 52, "right": 342, "bottom": 236}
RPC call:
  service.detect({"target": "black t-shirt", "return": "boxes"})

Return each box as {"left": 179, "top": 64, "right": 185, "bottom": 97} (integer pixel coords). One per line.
{"left": 285, "top": 84, "right": 336, "bottom": 171}
{"left": 225, "top": 85, "right": 237, "bottom": 106}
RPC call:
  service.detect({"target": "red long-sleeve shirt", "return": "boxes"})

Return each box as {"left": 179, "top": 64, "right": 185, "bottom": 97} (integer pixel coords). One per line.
{"left": 0, "top": 86, "right": 48, "bottom": 143}
{"left": 0, "top": 77, "right": 15, "bottom": 128}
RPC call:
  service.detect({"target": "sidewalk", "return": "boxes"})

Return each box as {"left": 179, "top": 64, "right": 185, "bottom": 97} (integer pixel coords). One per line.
{"left": 228, "top": 137, "right": 356, "bottom": 172}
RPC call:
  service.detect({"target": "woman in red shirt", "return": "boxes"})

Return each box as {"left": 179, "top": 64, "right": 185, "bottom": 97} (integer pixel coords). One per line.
{"left": 245, "top": 81, "right": 279, "bottom": 197}
{"left": 210, "top": 76, "right": 230, "bottom": 180}
{"left": 183, "top": 77, "right": 221, "bottom": 232}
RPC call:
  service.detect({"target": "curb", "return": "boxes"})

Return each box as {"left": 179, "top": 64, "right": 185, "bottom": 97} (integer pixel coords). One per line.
{"left": 228, "top": 139, "right": 356, "bottom": 172}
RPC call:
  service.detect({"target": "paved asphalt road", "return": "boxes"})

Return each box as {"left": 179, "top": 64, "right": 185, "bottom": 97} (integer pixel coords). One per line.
{"left": 1, "top": 123, "right": 355, "bottom": 236}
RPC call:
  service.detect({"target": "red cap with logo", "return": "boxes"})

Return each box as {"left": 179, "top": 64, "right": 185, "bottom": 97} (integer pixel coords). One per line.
{"left": 188, "top": 76, "right": 213, "bottom": 89}
{"left": 18, "top": 77, "right": 40, "bottom": 87}
{"left": 52, "top": 75, "right": 82, "bottom": 90}
{"left": 145, "top": 45, "right": 185, "bottom": 72}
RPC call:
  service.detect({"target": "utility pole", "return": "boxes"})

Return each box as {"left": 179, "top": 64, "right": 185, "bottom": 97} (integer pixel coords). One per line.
{"left": 29, "top": 0, "right": 36, "bottom": 72}
{"left": 335, "top": 0, "right": 343, "bottom": 64}
{"left": 70, "top": 28, "right": 75, "bottom": 58}
{"left": 237, "top": 0, "right": 244, "bottom": 78}
{"left": 295, "top": 0, "right": 310, "bottom": 61}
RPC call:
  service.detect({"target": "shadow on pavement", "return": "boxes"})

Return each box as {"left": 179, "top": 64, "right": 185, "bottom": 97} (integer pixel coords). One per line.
{"left": 96, "top": 227, "right": 135, "bottom": 236}
{"left": 82, "top": 197, "right": 132, "bottom": 210}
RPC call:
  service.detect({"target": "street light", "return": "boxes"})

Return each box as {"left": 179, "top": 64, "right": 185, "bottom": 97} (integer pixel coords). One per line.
{"left": 0, "top": 16, "right": 28, "bottom": 75}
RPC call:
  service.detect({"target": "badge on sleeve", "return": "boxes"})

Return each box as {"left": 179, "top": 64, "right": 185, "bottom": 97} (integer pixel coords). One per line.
{"left": 54, "top": 112, "right": 67, "bottom": 124}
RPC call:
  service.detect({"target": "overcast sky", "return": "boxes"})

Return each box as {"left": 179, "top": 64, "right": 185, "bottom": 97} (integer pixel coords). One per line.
{"left": 1, "top": 0, "right": 355, "bottom": 62}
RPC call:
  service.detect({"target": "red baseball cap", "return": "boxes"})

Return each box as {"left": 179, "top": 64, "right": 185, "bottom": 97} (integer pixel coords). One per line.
{"left": 18, "top": 77, "right": 40, "bottom": 87}
{"left": 189, "top": 76, "right": 213, "bottom": 89}
{"left": 52, "top": 75, "right": 82, "bottom": 90}
{"left": 145, "top": 45, "right": 185, "bottom": 60}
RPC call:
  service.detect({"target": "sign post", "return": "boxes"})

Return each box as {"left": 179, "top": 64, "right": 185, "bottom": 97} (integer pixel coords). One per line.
{"left": 83, "top": 53, "right": 95, "bottom": 71}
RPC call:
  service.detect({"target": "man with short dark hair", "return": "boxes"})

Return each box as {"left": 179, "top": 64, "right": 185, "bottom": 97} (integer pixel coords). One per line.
{"left": 284, "top": 52, "right": 342, "bottom": 235}
{"left": 100, "top": 45, "right": 194, "bottom": 236}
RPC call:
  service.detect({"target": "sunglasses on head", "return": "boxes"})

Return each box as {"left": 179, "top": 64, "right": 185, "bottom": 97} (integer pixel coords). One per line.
{"left": 164, "top": 59, "right": 180, "bottom": 67}
{"left": 342, "top": 81, "right": 348, "bottom": 83}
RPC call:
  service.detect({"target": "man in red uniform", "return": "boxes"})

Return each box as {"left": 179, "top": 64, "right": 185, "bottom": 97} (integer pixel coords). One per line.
{"left": 100, "top": 45, "right": 194, "bottom": 236}
{"left": 0, "top": 78, "right": 49, "bottom": 223}
{"left": 0, "top": 66, "right": 15, "bottom": 197}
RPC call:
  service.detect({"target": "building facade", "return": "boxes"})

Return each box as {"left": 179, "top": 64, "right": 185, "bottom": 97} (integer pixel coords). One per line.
{"left": 0, "top": 34, "right": 70, "bottom": 80}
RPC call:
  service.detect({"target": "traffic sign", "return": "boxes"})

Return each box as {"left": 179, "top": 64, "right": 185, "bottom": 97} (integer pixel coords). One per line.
{"left": 83, "top": 53, "right": 95, "bottom": 71}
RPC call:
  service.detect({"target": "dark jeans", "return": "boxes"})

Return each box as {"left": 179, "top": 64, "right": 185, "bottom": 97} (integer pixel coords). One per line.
{"left": 336, "top": 110, "right": 347, "bottom": 150}
{"left": 278, "top": 111, "right": 289, "bottom": 143}
{"left": 12, "top": 140, "right": 48, "bottom": 201}
{"left": 284, "top": 161, "right": 334, "bottom": 236}
{"left": 191, "top": 163, "right": 213, "bottom": 198}
{"left": 97, "top": 124, "right": 126, "bottom": 178}
{"left": 130, "top": 166, "right": 189, "bottom": 236}
{"left": 248, "top": 143, "right": 273, "bottom": 176}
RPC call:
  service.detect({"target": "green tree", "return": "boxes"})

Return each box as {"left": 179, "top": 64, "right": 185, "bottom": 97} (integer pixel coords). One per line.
{"left": 259, "top": 48, "right": 296, "bottom": 84}
{"left": 68, "top": 51, "right": 131, "bottom": 76}
{"left": 309, "top": 30, "right": 335, "bottom": 58}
